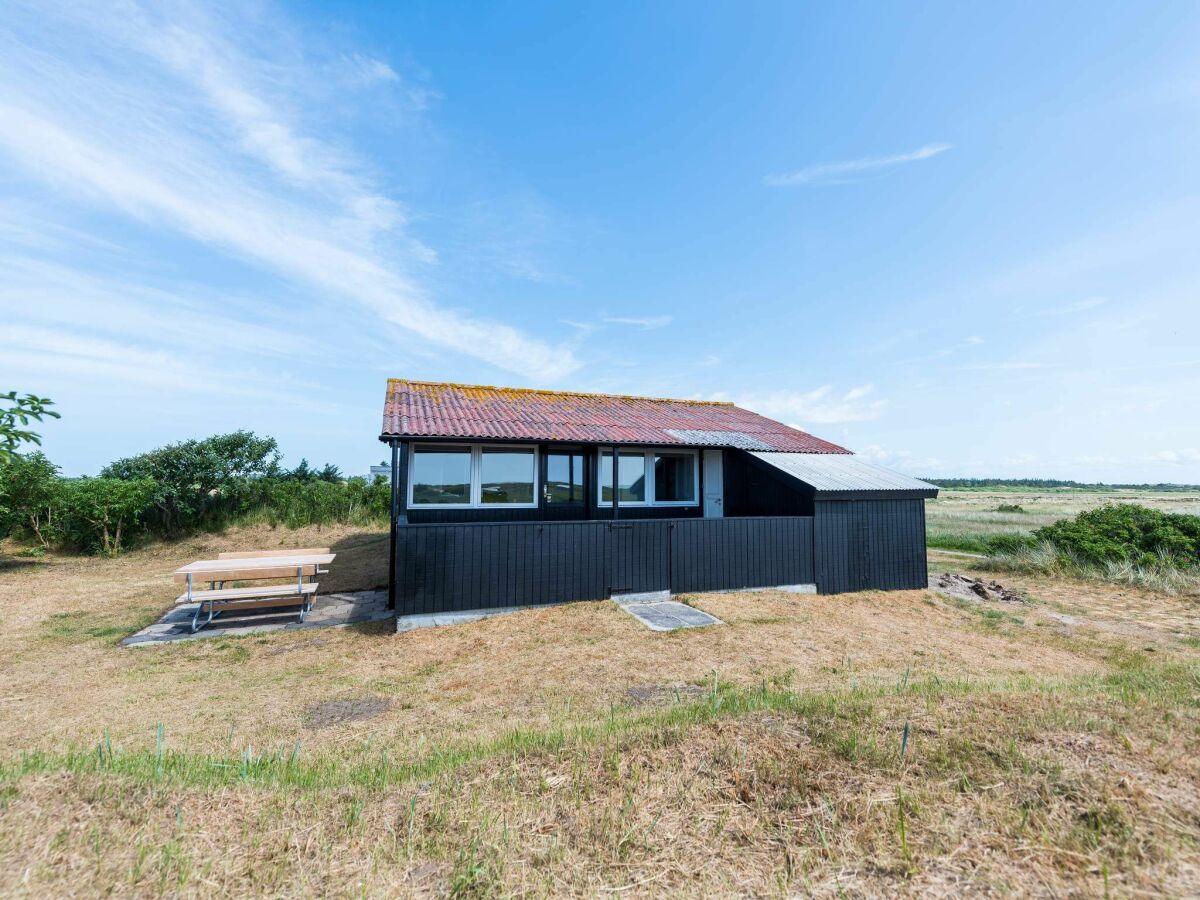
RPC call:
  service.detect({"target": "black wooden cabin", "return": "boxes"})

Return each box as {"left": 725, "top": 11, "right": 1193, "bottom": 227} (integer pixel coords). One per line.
{"left": 380, "top": 380, "right": 937, "bottom": 620}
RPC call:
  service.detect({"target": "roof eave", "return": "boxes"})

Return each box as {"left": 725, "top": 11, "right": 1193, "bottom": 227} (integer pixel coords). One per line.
{"left": 811, "top": 488, "right": 939, "bottom": 500}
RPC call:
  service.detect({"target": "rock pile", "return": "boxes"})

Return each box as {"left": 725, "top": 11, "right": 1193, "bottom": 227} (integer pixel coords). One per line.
{"left": 932, "top": 572, "right": 1025, "bottom": 604}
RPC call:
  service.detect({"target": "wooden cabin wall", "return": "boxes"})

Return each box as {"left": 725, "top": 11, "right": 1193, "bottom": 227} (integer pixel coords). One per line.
{"left": 722, "top": 450, "right": 814, "bottom": 517}
{"left": 813, "top": 498, "right": 928, "bottom": 593}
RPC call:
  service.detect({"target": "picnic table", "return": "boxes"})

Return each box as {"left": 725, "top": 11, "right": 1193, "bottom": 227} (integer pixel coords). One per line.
{"left": 173, "top": 548, "right": 335, "bottom": 633}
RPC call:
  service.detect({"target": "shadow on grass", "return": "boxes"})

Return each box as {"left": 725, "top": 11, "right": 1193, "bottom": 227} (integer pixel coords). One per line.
{"left": 325, "top": 532, "right": 390, "bottom": 594}
{"left": 0, "top": 555, "right": 47, "bottom": 573}
{"left": 344, "top": 618, "right": 393, "bottom": 637}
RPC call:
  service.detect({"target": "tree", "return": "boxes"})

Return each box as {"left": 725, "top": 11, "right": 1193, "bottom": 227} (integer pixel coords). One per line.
{"left": 288, "top": 458, "right": 316, "bottom": 482}
{"left": 0, "top": 392, "right": 60, "bottom": 464}
{"left": 101, "top": 431, "right": 279, "bottom": 535}
{"left": 282, "top": 459, "right": 341, "bottom": 482}
{"left": 60, "top": 477, "right": 156, "bottom": 555}
{"left": 0, "top": 452, "right": 62, "bottom": 547}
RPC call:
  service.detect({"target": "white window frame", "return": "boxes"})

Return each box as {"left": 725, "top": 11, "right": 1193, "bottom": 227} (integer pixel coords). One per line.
{"left": 478, "top": 444, "right": 540, "bottom": 509}
{"left": 408, "top": 443, "right": 539, "bottom": 509}
{"left": 651, "top": 448, "right": 702, "bottom": 507}
{"left": 596, "top": 447, "right": 700, "bottom": 508}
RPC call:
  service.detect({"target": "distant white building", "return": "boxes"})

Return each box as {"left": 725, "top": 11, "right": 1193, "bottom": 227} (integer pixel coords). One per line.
{"left": 369, "top": 462, "right": 390, "bottom": 483}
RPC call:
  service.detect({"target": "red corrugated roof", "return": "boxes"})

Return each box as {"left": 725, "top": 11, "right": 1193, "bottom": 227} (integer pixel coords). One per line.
{"left": 380, "top": 380, "right": 850, "bottom": 454}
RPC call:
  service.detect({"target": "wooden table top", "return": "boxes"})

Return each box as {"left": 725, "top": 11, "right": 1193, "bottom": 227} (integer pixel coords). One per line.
{"left": 174, "top": 553, "right": 335, "bottom": 576}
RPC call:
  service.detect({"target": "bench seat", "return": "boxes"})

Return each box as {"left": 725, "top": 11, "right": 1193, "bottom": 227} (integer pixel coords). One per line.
{"left": 176, "top": 583, "right": 318, "bottom": 609}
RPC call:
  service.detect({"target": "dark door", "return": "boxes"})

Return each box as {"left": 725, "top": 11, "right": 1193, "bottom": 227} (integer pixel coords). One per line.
{"left": 541, "top": 447, "right": 586, "bottom": 519}
{"left": 609, "top": 521, "right": 670, "bottom": 595}
{"left": 847, "top": 503, "right": 871, "bottom": 592}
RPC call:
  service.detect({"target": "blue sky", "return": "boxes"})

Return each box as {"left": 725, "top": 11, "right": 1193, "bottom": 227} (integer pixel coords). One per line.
{"left": 1, "top": 1, "right": 1198, "bottom": 482}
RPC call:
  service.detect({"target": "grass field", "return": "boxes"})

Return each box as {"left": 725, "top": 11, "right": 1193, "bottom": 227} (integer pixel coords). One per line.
{"left": 926, "top": 486, "right": 1200, "bottom": 554}
{"left": 2, "top": 518, "right": 1200, "bottom": 896}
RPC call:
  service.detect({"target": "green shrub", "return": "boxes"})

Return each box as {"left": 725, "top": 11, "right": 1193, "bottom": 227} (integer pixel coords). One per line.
{"left": 1033, "top": 504, "right": 1200, "bottom": 568}
{"left": 983, "top": 533, "right": 1037, "bottom": 555}
{"left": 0, "top": 451, "right": 62, "bottom": 546}
{"left": 101, "top": 431, "right": 280, "bottom": 535}
{"left": 58, "top": 477, "right": 158, "bottom": 555}
{"left": 995, "top": 503, "right": 1025, "bottom": 513}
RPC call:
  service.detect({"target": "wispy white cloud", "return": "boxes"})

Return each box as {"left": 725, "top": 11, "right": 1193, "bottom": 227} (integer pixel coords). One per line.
{"left": 1, "top": 324, "right": 327, "bottom": 408}
{"left": 602, "top": 315, "right": 673, "bottom": 330}
{"left": 1022, "top": 296, "right": 1107, "bottom": 318}
{"left": 958, "top": 361, "right": 1058, "bottom": 371}
{"left": 1003, "top": 453, "right": 1037, "bottom": 467}
{"left": 0, "top": 1, "right": 578, "bottom": 381}
{"left": 726, "top": 384, "right": 886, "bottom": 425}
{"left": 0, "top": 253, "right": 314, "bottom": 359}
{"left": 855, "top": 444, "right": 944, "bottom": 474}
{"left": 1149, "top": 448, "right": 1200, "bottom": 465}
{"left": 341, "top": 53, "right": 400, "bottom": 86}
{"left": 764, "top": 142, "right": 951, "bottom": 187}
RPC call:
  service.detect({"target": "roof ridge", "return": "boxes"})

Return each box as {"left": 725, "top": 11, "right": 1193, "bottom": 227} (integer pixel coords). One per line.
{"left": 387, "top": 378, "right": 735, "bottom": 407}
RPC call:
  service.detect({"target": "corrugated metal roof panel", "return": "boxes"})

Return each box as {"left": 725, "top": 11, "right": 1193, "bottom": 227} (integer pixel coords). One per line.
{"left": 750, "top": 452, "right": 939, "bottom": 495}
{"left": 663, "top": 429, "right": 774, "bottom": 450}
{"left": 381, "top": 380, "right": 851, "bottom": 453}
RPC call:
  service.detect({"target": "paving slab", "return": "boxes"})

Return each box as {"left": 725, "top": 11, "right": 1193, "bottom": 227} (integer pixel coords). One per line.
{"left": 612, "top": 593, "right": 724, "bottom": 632}
{"left": 121, "top": 590, "right": 392, "bottom": 647}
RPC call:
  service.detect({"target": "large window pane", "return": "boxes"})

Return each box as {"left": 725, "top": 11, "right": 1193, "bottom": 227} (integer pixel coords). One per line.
{"left": 600, "top": 451, "right": 646, "bottom": 503}
{"left": 654, "top": 452, "right": 696, "bottom": 503}
{"left": 411, "top": 447, "right": 471, "bottom": 505}
{"left": 545, "top": 451, "right": 584, "bottom": 503}
{"left": 480, "top": 448, "right": 535, "bottom": 504}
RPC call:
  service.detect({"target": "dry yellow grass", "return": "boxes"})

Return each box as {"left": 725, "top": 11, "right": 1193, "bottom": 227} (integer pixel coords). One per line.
{"left": 2, "top": 524, "right": 1199, "bottom": 896}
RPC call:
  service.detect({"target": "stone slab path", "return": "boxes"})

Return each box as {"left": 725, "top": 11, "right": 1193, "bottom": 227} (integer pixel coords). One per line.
{"left": 121, "top": 590, "right": 392, "bottom": 647}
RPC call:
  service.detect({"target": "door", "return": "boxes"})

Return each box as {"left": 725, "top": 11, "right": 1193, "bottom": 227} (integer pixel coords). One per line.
{"left": 541, "top": 447, "right": 585, "bottom": 518}
{"left": 609, "top": 521, "right": 670, "bottom": 595}
{"left": 703, "top": 449, "right": 724, "bottom": 518}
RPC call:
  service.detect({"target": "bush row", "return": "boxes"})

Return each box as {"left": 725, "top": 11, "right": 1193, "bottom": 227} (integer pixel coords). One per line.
{"left": 0, "top": 432, "right": 389, "bottom": 555}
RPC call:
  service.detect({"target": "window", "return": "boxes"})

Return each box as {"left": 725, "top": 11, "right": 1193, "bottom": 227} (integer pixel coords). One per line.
{"left": 598, "top": 448, "right": 698, "bottom": 507}
{"left": 410, "top": 446, "right": 472, "bottom": 506}
{"left": 545, "top": 451, "right": 584, "bottom": 503}
{"left": 408, "top": 444, "right": 538, "bottom": 508}
{"left": 600, "top": 451, "right": 647, "bottom": 503}
{"left": 654, "top": 451, "right": 697, "bottom": 504}
{"left": 480, "top": 447, "right": 535, "bottom": 504}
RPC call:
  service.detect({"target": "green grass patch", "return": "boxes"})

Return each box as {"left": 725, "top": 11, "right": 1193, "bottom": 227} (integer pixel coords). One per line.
{"left": 5, "top": 662, "right": 1196, "bottom": 795}
{"left": 946, "top": 596, "right": 1025, "bottom": 630}
{"left": 926, "top": 531, "right": 996, "bottom": 554}
{"left": 40, "top": 608, "right": 158, "bottom": 644}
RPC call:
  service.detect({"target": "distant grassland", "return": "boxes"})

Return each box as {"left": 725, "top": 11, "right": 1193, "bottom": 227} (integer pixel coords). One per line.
{"left": 925, "top": 478, "right": 1200, "bottom": 492}
{"left": 926, "top": 488, "right": 1200, "bottom": 554}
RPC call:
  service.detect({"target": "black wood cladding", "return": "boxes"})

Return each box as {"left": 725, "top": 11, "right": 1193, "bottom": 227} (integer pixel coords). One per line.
{"left": 395, "top": 516, "right": 816, "bottom": 615}
{"left": 394, "top": 499, "right": 929, "bottom": 615}
{"left": 813, "top": 499, "right": 928, "bottom": 593}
